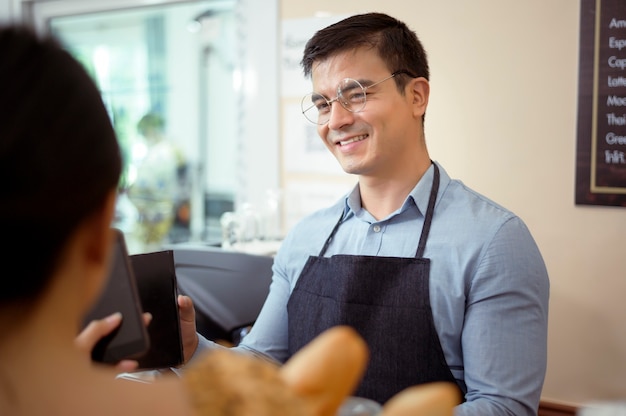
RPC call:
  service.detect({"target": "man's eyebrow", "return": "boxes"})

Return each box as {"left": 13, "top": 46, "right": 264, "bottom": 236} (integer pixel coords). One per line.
{"left": 355, "top": 78, "right": 375, "bottom": 86}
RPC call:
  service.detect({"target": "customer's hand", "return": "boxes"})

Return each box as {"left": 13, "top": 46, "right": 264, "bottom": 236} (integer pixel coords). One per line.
{"left": 177, "top": 294, "right": 199, "bottom": 363}
{"left": 75, "top": 312, "right": 151, "bottom": 372}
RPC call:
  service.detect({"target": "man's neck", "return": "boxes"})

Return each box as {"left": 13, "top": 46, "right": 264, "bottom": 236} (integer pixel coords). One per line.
{"left": 358, "top": 159, "right": 432, "bottom": 221}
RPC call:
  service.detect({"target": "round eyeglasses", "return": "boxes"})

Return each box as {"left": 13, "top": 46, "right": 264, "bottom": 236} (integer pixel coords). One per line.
{"left": 301, "top": 70, "right": 416, "bottom": 125}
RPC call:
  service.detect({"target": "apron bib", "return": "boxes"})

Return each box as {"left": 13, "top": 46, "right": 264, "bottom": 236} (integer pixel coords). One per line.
{"left": 287, "top": 164, "right": 459, "bottom": 404}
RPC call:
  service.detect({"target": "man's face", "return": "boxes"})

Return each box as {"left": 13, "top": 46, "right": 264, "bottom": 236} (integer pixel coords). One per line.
{"left": 310, "top": 47, "right": 427, "bottom": 179}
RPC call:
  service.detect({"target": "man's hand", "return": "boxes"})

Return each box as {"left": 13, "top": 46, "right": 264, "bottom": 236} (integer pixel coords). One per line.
{"left": 75, "top": 312, "right": 150, "bottom": 373}
{"left": 178, "top": 294, "right": 199, "bottom": 363}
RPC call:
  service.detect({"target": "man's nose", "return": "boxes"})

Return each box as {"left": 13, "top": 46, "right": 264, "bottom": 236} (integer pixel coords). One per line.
{"left": 327, "top": 100, "right": 354, "bottom": 130}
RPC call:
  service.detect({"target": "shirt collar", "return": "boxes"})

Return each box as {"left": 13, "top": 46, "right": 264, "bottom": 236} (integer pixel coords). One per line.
{"left": 341, "top": 161, "right": 447, "bottom": 221}
{"left": 408, "top": 162, "right": 436, "bottom": 216}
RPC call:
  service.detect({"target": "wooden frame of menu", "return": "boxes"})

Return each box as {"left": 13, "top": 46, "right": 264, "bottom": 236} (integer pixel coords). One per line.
{"left": 575, "top": 0, "right": 626, "bottom": 207}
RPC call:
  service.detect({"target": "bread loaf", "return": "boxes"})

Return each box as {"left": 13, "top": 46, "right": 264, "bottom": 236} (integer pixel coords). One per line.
{"left": 183, "top": 326, "right": 369, "bottom": 416}
{"left": 280, "top": 326, "right": 369, "bottom": 416}
{"left": 382, "top": 382, "right": 461, "bottom": 416}
{"left": 183, "top": 349, "right": 309, "bottom": 416}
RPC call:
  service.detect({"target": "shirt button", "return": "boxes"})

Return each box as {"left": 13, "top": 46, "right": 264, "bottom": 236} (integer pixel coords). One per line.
{"left": 372, "top": 225, "right": 381, "bottom": 233}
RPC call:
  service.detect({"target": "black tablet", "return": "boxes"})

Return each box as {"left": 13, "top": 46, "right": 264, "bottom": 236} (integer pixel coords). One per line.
{"left": 82, "top": 229, "right": 150, "bottom": 364}
{"left": 130, "top": 250, "right": 184, "bottom": 369}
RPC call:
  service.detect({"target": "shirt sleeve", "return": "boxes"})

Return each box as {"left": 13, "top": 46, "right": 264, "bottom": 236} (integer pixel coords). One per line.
{"left": 455, "top": 217, "right": 550, "bottom": 416}
{"left": 185, "top": 217, "right": 324, "bottom": 368}
{"left": 233, "top": 237, "right": 296, "bottom": 364}
{"left": 169, "top": 332, "right": 223, "bottom": 377}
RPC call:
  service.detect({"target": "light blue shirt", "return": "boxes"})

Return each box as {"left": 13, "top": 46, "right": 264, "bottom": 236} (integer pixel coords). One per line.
{"left": 197, "top": 161, "right": 549, "bottom": 416}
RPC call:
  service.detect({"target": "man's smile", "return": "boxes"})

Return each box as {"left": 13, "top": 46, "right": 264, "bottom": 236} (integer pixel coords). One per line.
{"left": 336, "top": 134, "right": 368, "bottom": 146}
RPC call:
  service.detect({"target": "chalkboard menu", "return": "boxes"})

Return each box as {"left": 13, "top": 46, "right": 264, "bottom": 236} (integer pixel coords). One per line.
{"left": 576, "top": 0, "right": 626, "bottom": 207}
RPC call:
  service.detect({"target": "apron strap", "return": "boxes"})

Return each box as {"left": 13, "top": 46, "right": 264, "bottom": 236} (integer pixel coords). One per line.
{"left": 415, "top": 162, "right": 440, "bottom": 258}
{"left": 319, "top": 210, "right": 344, "bottom": 256}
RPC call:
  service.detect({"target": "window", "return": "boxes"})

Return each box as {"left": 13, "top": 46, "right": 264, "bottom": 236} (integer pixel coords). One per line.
{"left": 32, "top": 0, "right": 279, "bottom": 253}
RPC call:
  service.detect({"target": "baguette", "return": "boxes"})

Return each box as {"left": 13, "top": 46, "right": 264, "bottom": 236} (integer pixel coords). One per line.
{"left": 183, "top": 326, "right": 368, "bottom": 416}
{"left": 280, "top": 326, "right": 369, "bottom": 416}
{"left": 382, "top": 382, "right": 461, "bottom": 416}
{"left": 183, "top": 348, "right": 307, "bottom": 416}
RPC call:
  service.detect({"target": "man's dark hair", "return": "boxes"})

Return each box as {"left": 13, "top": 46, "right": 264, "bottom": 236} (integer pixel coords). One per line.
{"left": 301, "top": 12, "right": 429, "bottom": 89}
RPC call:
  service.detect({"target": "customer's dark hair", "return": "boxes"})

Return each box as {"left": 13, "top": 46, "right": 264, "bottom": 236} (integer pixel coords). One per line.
{"left": 0, "top": 26, "right": 122, "bottom": 304}
{"left": 301, "top": 12, "right": 429, "bottom": 89}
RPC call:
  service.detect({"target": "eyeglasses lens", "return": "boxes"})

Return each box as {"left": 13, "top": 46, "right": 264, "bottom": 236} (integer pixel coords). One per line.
{"left": 301, "top": 92, "right": 328, "bottom": 125}
{"left": 301, "top": 79, "right": 367, "bottom": 125}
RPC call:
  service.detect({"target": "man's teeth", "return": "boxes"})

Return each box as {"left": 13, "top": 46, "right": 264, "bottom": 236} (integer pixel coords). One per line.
{"left": 339, "top": 135, "right": 367, "bottom": 146}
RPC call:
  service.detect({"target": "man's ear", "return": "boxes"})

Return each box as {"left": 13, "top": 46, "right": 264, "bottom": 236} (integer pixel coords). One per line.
{"left": 409, "top": 77, "right": 430, "bottom": 119}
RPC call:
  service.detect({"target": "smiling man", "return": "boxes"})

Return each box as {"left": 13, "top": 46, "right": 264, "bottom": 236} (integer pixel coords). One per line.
{"left": 188, "top": 12, "right": 550, "bottom": 416}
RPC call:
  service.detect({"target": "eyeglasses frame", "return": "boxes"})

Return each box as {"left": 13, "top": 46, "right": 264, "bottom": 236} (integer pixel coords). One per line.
{"left": 301, "top": 69, "right": 417, "bottom": 125}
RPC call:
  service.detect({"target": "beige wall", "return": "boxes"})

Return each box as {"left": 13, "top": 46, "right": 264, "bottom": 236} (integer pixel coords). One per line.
{"left": 281, "top": 0, "right": 626, "bottom": 407}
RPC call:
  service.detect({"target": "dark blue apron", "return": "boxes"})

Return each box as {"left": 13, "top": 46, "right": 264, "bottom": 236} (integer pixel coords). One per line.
{"left": 286, "top": 164, "right": 460, "bottom": 404}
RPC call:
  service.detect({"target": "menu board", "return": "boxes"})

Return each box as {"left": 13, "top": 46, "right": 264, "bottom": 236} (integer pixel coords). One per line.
{"left": 576, "top": 0, "right": 626, "bottom": 206}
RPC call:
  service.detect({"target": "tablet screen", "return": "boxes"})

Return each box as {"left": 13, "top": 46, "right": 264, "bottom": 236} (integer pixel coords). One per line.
{"left": 131, "top": 250, "right": 184, "bottom": 369}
